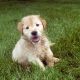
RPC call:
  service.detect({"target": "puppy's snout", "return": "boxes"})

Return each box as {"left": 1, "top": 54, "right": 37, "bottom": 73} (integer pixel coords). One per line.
{"left": 31, "top": 31, "right": 37, "bottom": 36}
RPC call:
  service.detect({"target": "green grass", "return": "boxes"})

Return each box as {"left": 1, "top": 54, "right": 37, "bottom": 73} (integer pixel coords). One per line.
{"left": 0, "top": 1, "right": 80, "bottom": 80}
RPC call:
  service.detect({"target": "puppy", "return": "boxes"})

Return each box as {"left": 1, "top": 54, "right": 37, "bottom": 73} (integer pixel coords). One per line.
{"left": 12, "top": 15, "right": 59, "bottom": 70}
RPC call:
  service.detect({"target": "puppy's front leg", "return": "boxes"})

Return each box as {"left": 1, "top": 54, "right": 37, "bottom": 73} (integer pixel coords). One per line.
{"left": 45, "top": 48, "right": 59, "bottom": 67}
{"left": 36, "top": 58, "right": 45, "bottom": 71}
{"left": 31, "top": 58, "right": 45, "bottom": 71}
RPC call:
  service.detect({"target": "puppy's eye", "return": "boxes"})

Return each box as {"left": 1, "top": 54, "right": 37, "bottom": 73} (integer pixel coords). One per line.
{"left": 36, "top": 24, "right": 39, "bottom": 27}
{"left": 26, "top": 26, "right": 29, "bottom": 29}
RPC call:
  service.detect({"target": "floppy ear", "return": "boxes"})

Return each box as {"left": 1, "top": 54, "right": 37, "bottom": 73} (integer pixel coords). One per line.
{"left": 40, "top": 17, "right": 47, "bottom": 28}
{"left": 17, "top": 22, "right": 23, "bottom": 33}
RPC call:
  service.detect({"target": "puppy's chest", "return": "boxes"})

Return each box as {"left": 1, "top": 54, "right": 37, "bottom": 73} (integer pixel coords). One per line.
{"left": 36, "top": 46, "right": 47, "bottom": 59}
{"left": 25, "top": 44, "right": 47, "bottom": 58}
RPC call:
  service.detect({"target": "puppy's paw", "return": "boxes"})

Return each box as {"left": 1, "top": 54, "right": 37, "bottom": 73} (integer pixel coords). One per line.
{"left": 53, "top": 57, "right": 60, "bottom": 63}
{"left": 42, "top": 67, "right": 46, "bottom": 71}
{"left": 47, "top": 62, "right": 54, "bottom": 67}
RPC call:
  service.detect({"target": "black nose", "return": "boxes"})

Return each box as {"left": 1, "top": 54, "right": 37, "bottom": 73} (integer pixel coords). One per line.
{"left": 31, "top": 31, "right": 37, "bottom": 36}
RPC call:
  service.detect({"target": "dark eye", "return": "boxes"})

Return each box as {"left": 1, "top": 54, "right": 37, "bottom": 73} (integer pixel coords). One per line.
{"left": 36, "top": 24, "right": 39, "bottom": 27}
{"left": 26, "top": 26, "right": 29, "bottom": 29}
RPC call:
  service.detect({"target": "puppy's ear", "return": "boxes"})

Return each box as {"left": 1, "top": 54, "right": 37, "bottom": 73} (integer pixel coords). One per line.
{"left": 40, "top": 17, "right": 47, "bottom": 28}
{"left": 17, "top": 22, "right": 23, "bottom": 33}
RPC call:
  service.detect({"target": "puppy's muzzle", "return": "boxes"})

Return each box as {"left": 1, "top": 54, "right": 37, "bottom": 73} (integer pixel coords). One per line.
{"left": 31, "top": 31, "right": 40, "bottom": 43}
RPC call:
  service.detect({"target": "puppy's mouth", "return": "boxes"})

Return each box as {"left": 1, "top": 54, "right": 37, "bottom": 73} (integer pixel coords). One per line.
{"left": 31, "top": 36, "right": 40, "bottom": 43}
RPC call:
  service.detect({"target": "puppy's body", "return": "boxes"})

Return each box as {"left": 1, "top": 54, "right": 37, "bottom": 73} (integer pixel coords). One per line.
{"left": 12, "top": 15, "right": 59, "bottom": 70}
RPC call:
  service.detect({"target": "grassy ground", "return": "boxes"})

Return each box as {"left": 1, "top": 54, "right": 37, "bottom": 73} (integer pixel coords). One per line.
{"left": 0, "top": 1, "right": 80, "bottom": 80}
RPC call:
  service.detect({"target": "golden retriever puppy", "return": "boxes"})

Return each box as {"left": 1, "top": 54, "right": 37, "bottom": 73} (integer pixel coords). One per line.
{"left": 12, "top": 15, "right": 59, "bottom": 71}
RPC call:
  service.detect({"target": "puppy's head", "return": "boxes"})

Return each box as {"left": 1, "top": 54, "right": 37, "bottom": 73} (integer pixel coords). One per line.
{"left": 18, "top": 15, "right": 46, "bottom": 43}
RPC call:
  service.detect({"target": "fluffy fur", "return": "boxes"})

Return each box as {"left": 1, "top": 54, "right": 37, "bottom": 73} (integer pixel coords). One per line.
{"left": 12, "top": 15, "right": 59, "bottom": 71}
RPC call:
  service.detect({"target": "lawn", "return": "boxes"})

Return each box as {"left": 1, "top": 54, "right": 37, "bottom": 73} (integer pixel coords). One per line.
{"left": 0, "top": 1, "right": 80, "bottom": 80}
